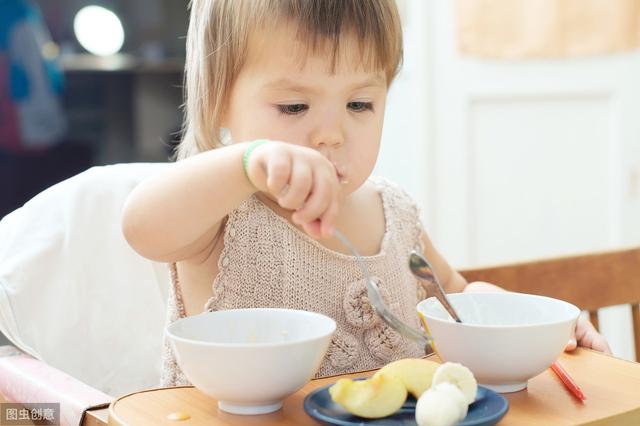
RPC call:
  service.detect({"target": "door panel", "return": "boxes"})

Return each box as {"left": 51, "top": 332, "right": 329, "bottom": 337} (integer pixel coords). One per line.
{"left": 428, "top": 0, "right": 640, "bottom": 360}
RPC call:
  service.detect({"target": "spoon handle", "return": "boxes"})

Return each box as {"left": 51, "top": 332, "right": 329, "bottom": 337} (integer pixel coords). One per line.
{"left": 334, "top": 230, "right": 432, "bottom": 352}
{"left": 410, "top": 251, "right": 463, "bottom": 323}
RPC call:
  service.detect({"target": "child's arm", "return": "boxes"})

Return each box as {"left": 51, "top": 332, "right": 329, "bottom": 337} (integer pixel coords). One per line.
{"left": 420, "top": 230, "right": 507, "bottom": 294}
{"left": 419, "top": 231, "right": 468, "bottom": 293}
{"left": 122, "top": 143, "right": 255, "bottom": 262}
{"left": 122, "top": 141, "right": 340, "bottom": 262}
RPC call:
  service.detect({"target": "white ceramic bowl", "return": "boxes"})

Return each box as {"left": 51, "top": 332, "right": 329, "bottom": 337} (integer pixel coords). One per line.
{"left": 417, "top": 292, "right": 580, "bottom": 393}
{"left": 166, "top": 308, "right": 336, "bottom": 415}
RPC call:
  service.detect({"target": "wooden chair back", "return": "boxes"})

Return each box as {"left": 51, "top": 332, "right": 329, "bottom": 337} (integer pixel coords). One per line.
{"left": 460, "top": 247, "right": 640, "bottom": 361}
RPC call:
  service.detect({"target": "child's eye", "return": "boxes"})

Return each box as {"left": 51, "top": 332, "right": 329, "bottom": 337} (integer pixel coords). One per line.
{"left": 348, "top": 101, "right": 374, "bottom": 112}
{"left": 277, "top": 104, "right": 308, "bottom": 115}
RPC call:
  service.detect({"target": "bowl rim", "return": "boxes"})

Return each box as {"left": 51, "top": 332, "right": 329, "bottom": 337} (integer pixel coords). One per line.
{"left": 166, "top": 308, "right": 337, "bottom": 348}
{"left": 417, "top": 292, "right": 581, "bottom": 329}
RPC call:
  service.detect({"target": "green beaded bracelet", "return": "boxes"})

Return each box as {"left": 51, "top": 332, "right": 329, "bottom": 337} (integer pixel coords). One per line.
{"left": 242, "top": 139, "right": 269, "bottom": 183}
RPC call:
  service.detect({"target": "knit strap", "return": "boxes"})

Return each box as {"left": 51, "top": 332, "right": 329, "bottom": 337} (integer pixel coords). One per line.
{"left": 168, "top": 262, "right": 186, "bottom": 318}
{"left": 370, "top": 176, "right": 424, "bottom": 252}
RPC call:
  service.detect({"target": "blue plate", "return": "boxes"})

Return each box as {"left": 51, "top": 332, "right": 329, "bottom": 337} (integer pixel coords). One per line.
{"left": 304, "top": 379, "right": 509, "bottom": 426}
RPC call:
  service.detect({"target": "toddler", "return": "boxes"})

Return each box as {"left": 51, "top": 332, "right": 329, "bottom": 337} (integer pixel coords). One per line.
{"left": 122, "top": 0, "right": 610, "bottom": 387}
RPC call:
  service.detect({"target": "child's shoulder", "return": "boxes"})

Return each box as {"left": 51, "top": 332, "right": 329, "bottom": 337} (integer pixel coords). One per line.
{"left": 355, "top": 176, "right": 422, "bottom": 250}
{"left": 367, "top": 176, "right": 420, "bottom": 211}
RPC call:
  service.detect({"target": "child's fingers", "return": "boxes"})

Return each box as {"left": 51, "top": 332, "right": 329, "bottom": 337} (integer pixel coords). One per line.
{"left": 570, "top": 315, "right": 613, "bottom": 354}
{"left": 301, "top": 220, "right": 323, "bottom": 239}
{"left": 566, "top": 316, "right": 585, "bottom": 352}
{"left": 265, "top": 153, "right": 291, "bottom": 196}
{"left": 319, "top": 197, "right": 339, "bottom": 238}
{"left": 564, "top": 333, "right": 577, "bottom": 352}
{"left": 291, "top": 172, "right": 334, "bottom": 226}
{"left": 278, "top": 162, "right": 312, "bottom": 210}
{"left": 597, "top": 337, "right": 613, "bottom": 355}
{"left": 592, "top": 335, "right": 612, "bottom": 354}
{"left": 580, "top": 320, "right": 613, "bottom": 354}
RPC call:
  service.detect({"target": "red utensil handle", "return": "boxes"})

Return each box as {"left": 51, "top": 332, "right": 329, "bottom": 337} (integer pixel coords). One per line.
{"left": 551, "top": 361, "right": 586, "bottom": 401}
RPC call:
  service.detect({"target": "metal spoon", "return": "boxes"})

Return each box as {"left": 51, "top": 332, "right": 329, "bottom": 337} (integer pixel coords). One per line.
{"left": 333, "top": 230, "right": 432, "bottom": 352}
{"left": 409, "top": 251, "right": 463, "bottom": 323}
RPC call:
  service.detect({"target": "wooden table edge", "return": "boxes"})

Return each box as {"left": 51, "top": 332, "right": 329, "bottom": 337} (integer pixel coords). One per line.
{"left": 84, "top": 407, "right": 110, "bottom": 426}
{"left": 107, "top": 386, "right": 197, "bottom": 426}
{"left": 579, "top": 347, "right": 640, "bottom": 366}
{"left": 102, "top": 350, "right": 640, "bottom": 426}
{"left": 581, "top": 406, "right": 640, "bottom": 426}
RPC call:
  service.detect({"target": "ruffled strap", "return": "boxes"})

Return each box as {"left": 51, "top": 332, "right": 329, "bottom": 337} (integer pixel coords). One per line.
{"left": 369, "top": 176, "right": 424, "bottom": 252}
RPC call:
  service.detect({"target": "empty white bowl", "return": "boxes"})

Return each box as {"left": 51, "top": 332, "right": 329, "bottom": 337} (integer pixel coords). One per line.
{"left": 166, "top": 308, "right": 336, "bottom": 415}
{"left": 417, "top": 292, "right": 580, "bottom": 393}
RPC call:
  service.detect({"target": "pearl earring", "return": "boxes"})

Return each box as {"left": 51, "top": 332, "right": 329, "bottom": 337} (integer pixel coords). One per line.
{"left": 220, "top": 128, "right": 233, "bottom": 146}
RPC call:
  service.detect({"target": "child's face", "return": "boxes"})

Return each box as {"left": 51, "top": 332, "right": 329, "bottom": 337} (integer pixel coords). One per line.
{"left": 223, "top": 24, "right": 388, "bottom": 195}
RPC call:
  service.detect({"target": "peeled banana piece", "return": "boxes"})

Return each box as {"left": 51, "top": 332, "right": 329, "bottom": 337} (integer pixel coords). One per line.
{"left": 432, "top": 362, "right": 478, "bottom": 404}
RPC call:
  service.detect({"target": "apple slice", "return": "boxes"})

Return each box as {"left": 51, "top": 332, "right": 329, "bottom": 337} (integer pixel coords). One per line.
{"left": 329, "top": 373, "right": 407, "bottom": 418}
{"left": 373, "top": 358, "right": 440, "bottom": 398}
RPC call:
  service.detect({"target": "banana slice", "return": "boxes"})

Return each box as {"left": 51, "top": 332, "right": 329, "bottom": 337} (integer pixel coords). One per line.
{"left": 415, "top": 383, "right": 467, "bottom": 426}
{"left": 432, "top": 362, "right": 478, "bottom": 405}
{"left": 432, "top": 382, "right": 468, "bottom": 419}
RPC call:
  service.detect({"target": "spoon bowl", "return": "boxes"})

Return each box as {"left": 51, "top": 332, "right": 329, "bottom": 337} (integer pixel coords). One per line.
{"left": 409, "top": 251, "right": 463, "bottom": 323}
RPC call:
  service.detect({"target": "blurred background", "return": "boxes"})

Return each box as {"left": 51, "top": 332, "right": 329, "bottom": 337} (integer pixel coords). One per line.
{"left": 1, "top": 0, "right": 638, "bottom": 359}
{"left": 0, "top": 0, "right": 188, "bottom": 218}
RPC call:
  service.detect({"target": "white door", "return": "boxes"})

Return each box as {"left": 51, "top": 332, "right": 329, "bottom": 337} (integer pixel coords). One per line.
{"left": 429, "top": 1, "right": 640, "bottom": 266}
{"left": 433, "top": 0, "right": 640, "bottom": 361}
{"left": 380, "top": 0, "right": 640, "bottom": 360}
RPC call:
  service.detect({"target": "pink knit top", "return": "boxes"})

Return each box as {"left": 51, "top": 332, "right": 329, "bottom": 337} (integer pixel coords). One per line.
{"left": 160, "top": 177, "right": 429, "bottom": 386}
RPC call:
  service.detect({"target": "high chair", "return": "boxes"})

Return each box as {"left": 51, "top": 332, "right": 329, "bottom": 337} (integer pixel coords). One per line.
{"left": 0, "top": 163, "right": 171, "bottom": 425}
{"left": 460, "top": 248, "right": 640, "bottom": 361}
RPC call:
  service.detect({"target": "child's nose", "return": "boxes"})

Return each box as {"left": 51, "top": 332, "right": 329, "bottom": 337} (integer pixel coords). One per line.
{"left": 309, "top": 129, "right": 344, "bottom": 150}
{"left": 309, "top": 113, "right": 345, "bottom": 148}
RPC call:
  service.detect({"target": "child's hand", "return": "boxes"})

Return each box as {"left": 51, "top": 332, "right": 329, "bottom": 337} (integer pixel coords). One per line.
{"left": 245, "top": 141, "right": 341, "bottom": 239}
{"left": 565, "top": 314, "right": 612, "bottom": 354}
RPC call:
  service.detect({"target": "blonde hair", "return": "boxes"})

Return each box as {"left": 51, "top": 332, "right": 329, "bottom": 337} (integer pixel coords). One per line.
{"left": 177, "top": 0, "right": 403, "bottom": 160}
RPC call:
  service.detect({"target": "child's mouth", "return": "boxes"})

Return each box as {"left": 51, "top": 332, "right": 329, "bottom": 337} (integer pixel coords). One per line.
{"left": 332, "top": 162, "right": 349, "bottom": 184}
{"left": 336, "top": 171, "right": 349, "bottom": 185}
